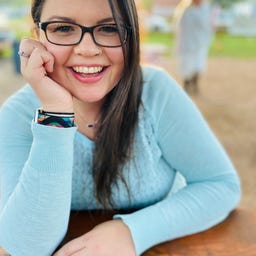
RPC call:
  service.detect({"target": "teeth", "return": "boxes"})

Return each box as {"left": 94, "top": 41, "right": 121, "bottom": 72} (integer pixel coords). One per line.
{"left": 73, "top": 66, "right": 103, "bottom": 74}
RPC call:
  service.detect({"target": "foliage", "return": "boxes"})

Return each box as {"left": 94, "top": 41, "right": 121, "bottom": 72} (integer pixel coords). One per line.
{"left": 142, "top": 0, "right": 153, "bottom": 10}
{"left": 210, "top": 0, "right": 242, "bottom": 8}
{"left": 144, "top": 31, "right": 256, "bottom": 59}
{"left": 0, "top": 0, "right": 28, "bottom": 6}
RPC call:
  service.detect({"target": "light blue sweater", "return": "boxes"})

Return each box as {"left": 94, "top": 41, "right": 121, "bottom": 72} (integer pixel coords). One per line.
{"left": 0, "top": 66, "right": 241, "bottom": 255}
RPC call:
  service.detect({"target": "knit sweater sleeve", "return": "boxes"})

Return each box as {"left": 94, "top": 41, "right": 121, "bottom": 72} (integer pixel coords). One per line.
{"left": 115, "top": 67, "right": 241, "bottom": 255}
{"left": 0, "top": 86, "right": 77, "bottom": 255}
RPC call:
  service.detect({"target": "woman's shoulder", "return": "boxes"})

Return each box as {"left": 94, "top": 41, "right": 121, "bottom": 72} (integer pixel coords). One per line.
{"left": 141, "top": 65, "right": 170, "bottom": 80}
{"left": 141, "top": 65, "right": 182, "bottom": 103}
{"left": 140, "top": 65, "right": 190, "bottom": 127}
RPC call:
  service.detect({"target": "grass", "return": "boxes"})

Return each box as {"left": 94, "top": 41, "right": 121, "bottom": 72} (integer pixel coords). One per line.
{"left": 143, "top": 32, "right": 256, "bottom": 59}
{"left": 142, "top": 32, "right": 175, "bottom": 48}
{"left": 209, "top": 33, "right": 256, "bottom": 58}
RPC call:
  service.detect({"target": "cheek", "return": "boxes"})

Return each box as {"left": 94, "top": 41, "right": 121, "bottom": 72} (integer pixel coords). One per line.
{"left": 107, "top": 48, "right": 125, "bottom": 82}
{"left": 45, "top": 45, "right": 71, "bottom": 66}
{"left": 108, "top": 47, "right": 125, "bottom": 66}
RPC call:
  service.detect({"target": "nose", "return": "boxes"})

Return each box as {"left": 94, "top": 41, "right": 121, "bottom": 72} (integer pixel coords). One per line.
{"left": 73, "top": 33, "right": 102, "bottom": 56}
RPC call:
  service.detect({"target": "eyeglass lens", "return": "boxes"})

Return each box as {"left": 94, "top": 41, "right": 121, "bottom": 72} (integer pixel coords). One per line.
{"left": 44, "top": 22, "right": 126, "bottom": 47}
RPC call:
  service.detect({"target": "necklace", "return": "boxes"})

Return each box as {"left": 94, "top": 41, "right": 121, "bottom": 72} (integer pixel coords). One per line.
{"left": 87, "top": 120, "right": 98, "bottom": 129}
{"left": 87, "top": 123, "right": 95, "bottom": 128}
{"left": 74, "top": 108, "right": 100, "bottom": 129}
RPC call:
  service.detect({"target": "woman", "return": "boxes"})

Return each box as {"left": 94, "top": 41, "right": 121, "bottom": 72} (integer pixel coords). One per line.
{"left": 0, "top": 0, "right": 240, "bottom": 255}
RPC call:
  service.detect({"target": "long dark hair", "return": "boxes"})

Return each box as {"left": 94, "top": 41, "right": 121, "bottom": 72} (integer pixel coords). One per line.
{"left": 31, "top": 0, "right": 143, "bottom": 209}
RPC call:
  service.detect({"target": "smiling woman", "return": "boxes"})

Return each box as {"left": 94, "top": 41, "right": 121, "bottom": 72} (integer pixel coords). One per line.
{"left": 0, "top": 0, "right": 241, "bottom": 256}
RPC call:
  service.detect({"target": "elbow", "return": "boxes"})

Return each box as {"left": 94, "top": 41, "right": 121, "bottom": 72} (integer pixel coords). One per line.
{"left": 226, "top": 173, "right": 242, "bottom": 211}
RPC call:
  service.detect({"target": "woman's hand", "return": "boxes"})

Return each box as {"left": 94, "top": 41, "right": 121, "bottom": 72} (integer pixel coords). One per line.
{"left": 54, "top": 220, "right": 136, "bottom": 256}
{"left": 0, "top": 247, "right": 10, "bottom": 255}
{"left": 19, "top": 38, "right": 73, "bottom": 112}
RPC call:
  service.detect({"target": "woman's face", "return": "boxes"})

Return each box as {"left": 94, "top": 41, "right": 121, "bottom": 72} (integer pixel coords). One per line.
{"left": 39, "top": 0, "right": 125, "bottom": 104}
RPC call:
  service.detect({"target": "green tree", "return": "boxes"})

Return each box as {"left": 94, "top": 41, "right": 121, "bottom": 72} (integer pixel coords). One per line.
{"left": 211, "top": 0, "right": 242, "bottom": 8}
{"left": 0, "top": 0, "right": 28, "bottom": 6}
{"left": 143, "top": 0, "right": 153, "bottom": 10}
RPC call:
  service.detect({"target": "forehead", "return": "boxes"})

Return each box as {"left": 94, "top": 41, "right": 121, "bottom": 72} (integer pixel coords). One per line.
{"left": 40, "top": 0, "right": 114, "bottom": 24}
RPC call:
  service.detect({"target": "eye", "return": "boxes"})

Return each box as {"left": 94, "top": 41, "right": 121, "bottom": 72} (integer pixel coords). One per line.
{"left": 98, "top": 24, "right": 119, "bottom": 35}
{"left": 48, "top": 23, "right": 77, "bottom": 34}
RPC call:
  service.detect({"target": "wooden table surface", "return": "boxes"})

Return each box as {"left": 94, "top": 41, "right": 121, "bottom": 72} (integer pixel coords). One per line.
{"left": 61, "top": 208, "right": 256, "bottom": 256}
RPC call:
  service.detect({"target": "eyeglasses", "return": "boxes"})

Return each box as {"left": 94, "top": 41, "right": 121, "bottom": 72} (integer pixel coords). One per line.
{"left": 38, "top": 21, "right": 131, "bottom": 47}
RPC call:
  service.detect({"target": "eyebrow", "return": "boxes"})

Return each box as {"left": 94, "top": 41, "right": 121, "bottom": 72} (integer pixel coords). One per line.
{"left": 45, "top": 16, "right": 115, "bottom": 24}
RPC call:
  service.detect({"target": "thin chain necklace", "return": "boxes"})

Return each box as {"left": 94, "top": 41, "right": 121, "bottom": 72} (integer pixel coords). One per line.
{"left": 87, "top": 121, "right": 98, "bottom": 128}
{"left": 86, "top": 116, "right": 100, "bottom": 128}
{"left": 74, "top": 113, "right": 99, "bottom": 129}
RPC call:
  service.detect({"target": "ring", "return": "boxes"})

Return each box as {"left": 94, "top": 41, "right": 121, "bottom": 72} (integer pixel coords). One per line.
{"left": 18, "top": 51, "right": 30, "bottom": 58}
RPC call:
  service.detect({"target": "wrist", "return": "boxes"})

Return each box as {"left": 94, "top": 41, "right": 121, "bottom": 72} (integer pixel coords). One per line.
{"left": 42, "top": 107, "right": 74, "bottom": 113}
{"left": 34, "top": 108, "right": 75, "bottom": 128}
{"left": 42, "top": 103, "right": 74, "bottom": 114}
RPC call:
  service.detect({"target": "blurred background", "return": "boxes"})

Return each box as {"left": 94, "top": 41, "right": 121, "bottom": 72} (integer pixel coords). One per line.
{"left": 0, "top": 0, "right": 256, "bottom": 209}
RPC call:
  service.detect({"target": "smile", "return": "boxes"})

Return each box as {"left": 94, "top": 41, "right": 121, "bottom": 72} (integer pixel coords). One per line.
{"left": 70, "top": 65, "right": 108, "bottom": 84}
{"left": 72, "top": 66, "right": 104, "bottom": 75}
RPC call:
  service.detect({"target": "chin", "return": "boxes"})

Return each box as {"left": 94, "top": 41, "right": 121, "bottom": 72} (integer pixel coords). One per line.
{"left": 75, "top": 93, "right": 106, "bottom": 105}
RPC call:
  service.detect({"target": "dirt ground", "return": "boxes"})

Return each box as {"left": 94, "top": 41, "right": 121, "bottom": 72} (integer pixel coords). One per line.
{"left": 0, "top": 56, "right": 255, "bottom": 209}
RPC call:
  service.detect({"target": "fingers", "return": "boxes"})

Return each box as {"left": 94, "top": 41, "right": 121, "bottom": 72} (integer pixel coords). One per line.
{"left": 19, "top": 37, "right": 44, "bottom": 56}
{"left": 19, "top": 37, "right": 40, "bottom": 67}
{"left": 18, "top": 37, "right": 74, "bottom": 112}
{"left": 54, "top": 247, "right": 86, "bottom": 256}
{"left": 71, "top": 249, "right": 88, "bottom": 256}
{"left": 29, "top": 47, "right": 54, "bottom": 74}
{"left": 19, "top": 38, "right": 54, "bottom": 79}
{"left": 18, "top": 50, "right": 30, "bottom": 58}
{"left": 0, "top": 247, "right": 10, "bottom": 255}
{"left": 53, "top": 236, "right": 87, "bottom": 256}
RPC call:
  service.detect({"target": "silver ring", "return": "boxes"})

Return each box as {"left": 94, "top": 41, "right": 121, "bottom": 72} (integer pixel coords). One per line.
{"left": 18, "top": 51, "right": 30, "bottom": 58}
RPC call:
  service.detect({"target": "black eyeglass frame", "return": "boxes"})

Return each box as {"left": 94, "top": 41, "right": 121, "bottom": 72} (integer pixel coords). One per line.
{"left": 38, "top": 21, "right": 132, "bottom": 48}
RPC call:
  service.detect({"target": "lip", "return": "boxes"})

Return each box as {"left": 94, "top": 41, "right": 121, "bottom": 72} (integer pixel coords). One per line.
{"left": 69, "top": 65, "right": 109, "bottom": 84}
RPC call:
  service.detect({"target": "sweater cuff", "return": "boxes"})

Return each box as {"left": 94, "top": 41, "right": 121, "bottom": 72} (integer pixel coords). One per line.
{"left": 28, "top": 122, "right": 77, "bottom": 174}
{"left": 114, "top": 205, "right": 170, "bottom": 255}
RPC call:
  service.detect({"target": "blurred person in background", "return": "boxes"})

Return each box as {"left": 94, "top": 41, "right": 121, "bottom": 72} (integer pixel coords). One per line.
{"left": 175, "top": 0, "right": 213, "bottom": 94}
